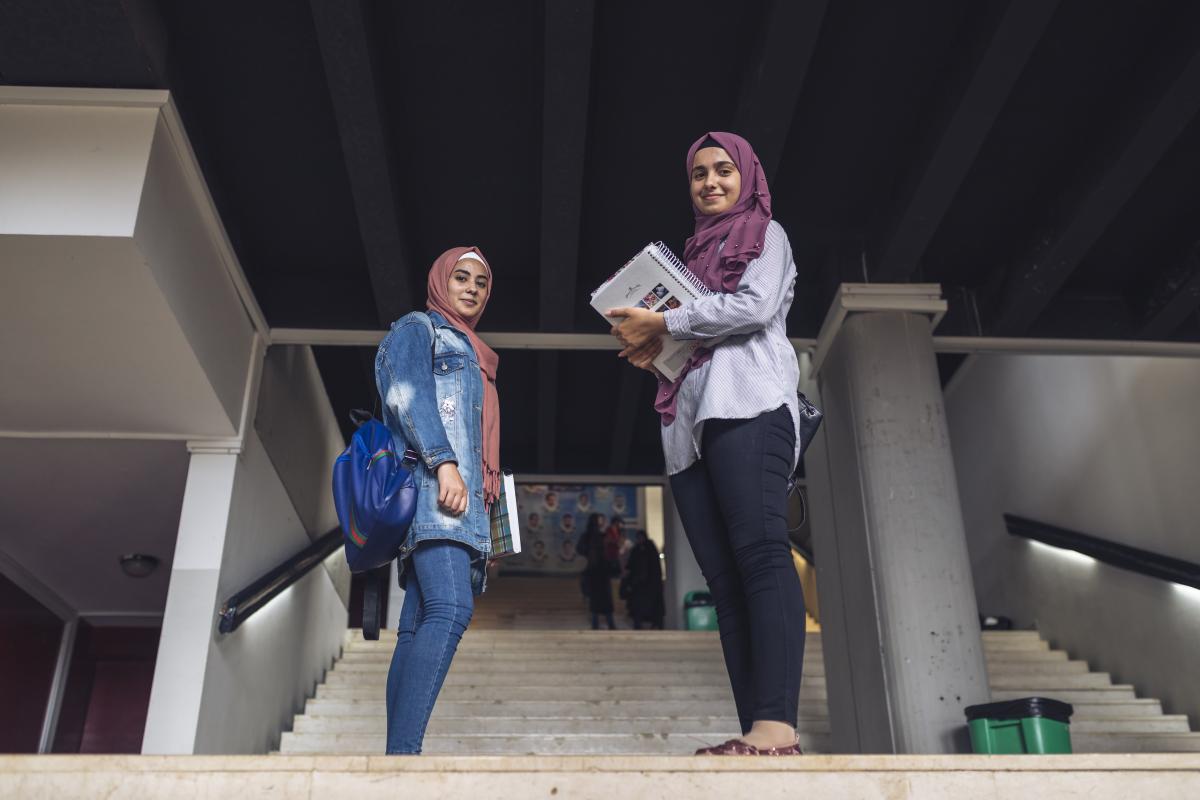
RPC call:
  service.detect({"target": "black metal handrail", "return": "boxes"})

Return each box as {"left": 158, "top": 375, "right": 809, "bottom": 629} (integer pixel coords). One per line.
{"left": 1005, "top": 513, "right": 1200, "bottom": 591}
{"left": 217, "top": 529, "right": 342, "bottom": 634}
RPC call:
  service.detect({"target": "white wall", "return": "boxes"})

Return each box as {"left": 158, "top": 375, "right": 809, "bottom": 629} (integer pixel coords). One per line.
{"left": 254, "top": 345, "right": 345, "bottom": 539}
{"left": 135, "top": 114, "right": 256, "bottom": 427}
{"left": 144, "top": 430, "right": 348, "bottom": 754}
{"left": 193, "top": 429, "right": 345, "bottom": 754}
{"left": 0, "top": 102, "right": 158, "bottom": 237}
{"left": 945, "top": 353, "right": 1200, "bottom": 726}
{"left": 662, "top": 484, "right": 706, "bottom": 630}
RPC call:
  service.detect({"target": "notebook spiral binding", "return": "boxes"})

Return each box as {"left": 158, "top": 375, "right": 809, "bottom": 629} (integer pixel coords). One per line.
{"left": 651, "top": 242, "right": 713, "bottom": 296}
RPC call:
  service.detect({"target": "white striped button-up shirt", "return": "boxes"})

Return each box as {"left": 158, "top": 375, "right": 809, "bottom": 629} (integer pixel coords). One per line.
{"left": 660, "top": 220, "right": 801, "bottom": 475}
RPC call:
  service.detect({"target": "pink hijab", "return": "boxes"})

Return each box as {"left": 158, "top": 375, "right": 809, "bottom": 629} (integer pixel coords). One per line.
{"left": 655, "top": 132, "right": 773, "bottom": 425}
{"left": 426, "top": 246, "right": 502, "bottom": 509}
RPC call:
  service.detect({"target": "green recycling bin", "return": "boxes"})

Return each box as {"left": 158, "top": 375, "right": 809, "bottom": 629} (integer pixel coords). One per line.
{"left": 964, "top": 697, "right": 1074, "bottom": 754}
{"left": 684, "top": 590, "right": 718, "bottom": 631}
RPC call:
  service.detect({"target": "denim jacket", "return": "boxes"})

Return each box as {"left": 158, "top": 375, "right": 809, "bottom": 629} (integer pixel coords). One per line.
{"left": 375, "top": 310, "right": 490, "bottom": 593}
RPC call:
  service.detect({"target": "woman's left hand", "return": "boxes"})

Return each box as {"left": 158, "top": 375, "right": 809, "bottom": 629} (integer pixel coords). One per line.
{"left": 606, "top": 307, "right": 668, "bottom": 350}
{"left": 623, "top": 338, "right": 663, "bottom": 370}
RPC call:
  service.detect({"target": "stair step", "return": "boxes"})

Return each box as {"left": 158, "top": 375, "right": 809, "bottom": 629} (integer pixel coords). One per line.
{"left": 292, "top": 716, "right": 833, "bottom": 735}
{"left": 299, "top": 697, "right": 1168, "bottom": 720}
{"left": 1071, "top": 733, "right": 1200, "bottom": 753}
{"left": 278, "top": 731, "right": 831, "bottom": 755}
{"left": 14, "top": 753, "right": 1200, "bottom": 797}
{"left": 313, "top": 685, "right": 830, "bottom": 701}
{"left": 986, "top": 674, "right": 1115, "bottom": 689}
{"left": 336, "top": 652, "right": 1089, "bottom": 674}
{"left": 280, "top": 728, "right": 1200, "bottom": 755}
{"left": 989, "top": 688, "right": 1138, "bottom": 703}
{"left": 321, "top": 669, "right": 1109, "bottom": 689}
{"left": 349, "top": 629, "right": 1044, "bottom": 641}
{"left": 290, "top": 714, "right": 1191, "bottom": 736}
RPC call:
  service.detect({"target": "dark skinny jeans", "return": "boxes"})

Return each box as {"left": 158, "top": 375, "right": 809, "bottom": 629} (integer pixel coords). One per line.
{"left": 669, "top": 406, "right": 806, "bottom": 733}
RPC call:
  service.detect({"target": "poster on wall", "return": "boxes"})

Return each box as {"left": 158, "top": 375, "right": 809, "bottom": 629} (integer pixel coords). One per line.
{"left": 501, "top": 484, "right": 642, "bottom": 574}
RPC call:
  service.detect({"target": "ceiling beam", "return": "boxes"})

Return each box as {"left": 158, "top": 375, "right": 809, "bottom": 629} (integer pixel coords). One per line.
{"left": 538, "top": 0, "right": 595, "bottom": 331}
{"left": 1138, "top": 243, "right": 1200, "bottom": 340}
{"left": 309, "top": 0, "right": 413, "bottom": 327}
{"left": 872, "top": 0, "right": 1058, "bottom": 283}
{"left": 537, "top": 1, "right": 594, "bottom": 474}
{"left": 989, "top": 47, "right": 1200, "bottom": 336}
{"left": 733, "top": 0, "right": 828, "bottom": 177}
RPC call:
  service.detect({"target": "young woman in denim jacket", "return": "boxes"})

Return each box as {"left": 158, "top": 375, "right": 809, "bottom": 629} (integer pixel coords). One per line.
{"left": 374, "top": 246, "right": 501, "bottom": 755}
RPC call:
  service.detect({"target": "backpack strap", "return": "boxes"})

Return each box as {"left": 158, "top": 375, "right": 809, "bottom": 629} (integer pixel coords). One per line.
{"left": 361, "top": 564, "right": 388, "bottom": 641}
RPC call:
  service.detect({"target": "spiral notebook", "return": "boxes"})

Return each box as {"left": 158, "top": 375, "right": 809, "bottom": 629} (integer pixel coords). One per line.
{"left": 488, "top": 471, "right": 522, "bottom": 558}
{"left": 590, "top": 242, "right": 713, "bottom": 382}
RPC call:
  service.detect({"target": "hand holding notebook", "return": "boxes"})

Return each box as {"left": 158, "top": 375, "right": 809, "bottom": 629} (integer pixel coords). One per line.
{"left": 590, "top": 241, "right": 714, "bottom": 382}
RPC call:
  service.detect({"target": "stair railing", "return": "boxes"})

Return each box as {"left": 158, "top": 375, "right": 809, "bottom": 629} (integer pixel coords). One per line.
{"left": 1005, "top": 513, "right": 1200, "bottom": 591}
{"left": 216, "top": 529, "right": 342, "bottom": 634}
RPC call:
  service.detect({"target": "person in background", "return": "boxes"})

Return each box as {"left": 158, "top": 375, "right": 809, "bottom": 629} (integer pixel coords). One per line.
{"left": 627, "top": 530, "right": 665, "bottom": 630}
{"left": 603, "top": 515, "right": 624, "bottom": 564}
{"left": 582, "top": 513, "right": 617, "bottom": 630}
{"left": 375, "top": 246, "right": 502, "bottom": 755}
{"left": 607, "top": 132, "right": 806, "bottom": 756}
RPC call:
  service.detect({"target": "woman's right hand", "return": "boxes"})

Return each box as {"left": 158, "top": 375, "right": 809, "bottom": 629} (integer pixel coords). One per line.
{"left": 436, "top": 462, "right": 469, "bottom": 515}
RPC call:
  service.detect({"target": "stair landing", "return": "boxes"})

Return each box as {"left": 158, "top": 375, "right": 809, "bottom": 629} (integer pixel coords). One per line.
{"left": 5, "top": 754, "right": 1200, "bottom": 799}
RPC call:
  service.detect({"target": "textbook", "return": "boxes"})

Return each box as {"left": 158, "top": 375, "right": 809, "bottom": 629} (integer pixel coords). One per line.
{"left": 488, "top": 471, "right": 522, "bottom": 558}
{"left": 589, "top": 242, "right": 714, "bottom": 382}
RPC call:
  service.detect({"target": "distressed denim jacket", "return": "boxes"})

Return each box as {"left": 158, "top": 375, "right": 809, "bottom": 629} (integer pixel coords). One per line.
{"left": 375, "top": 310, "right": 490, "bottom": 593}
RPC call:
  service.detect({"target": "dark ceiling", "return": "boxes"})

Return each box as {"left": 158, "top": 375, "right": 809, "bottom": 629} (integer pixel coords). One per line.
{"left": 4, "top": 0, "right": 1200, "bottom": 475}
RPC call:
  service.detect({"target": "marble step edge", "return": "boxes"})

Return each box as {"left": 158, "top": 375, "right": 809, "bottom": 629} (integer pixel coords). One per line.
{"left": 307, "top": 688, "right": 1142, "bottom": 703}
{"left": 318, "top": 673, "right": 1119, "bottom": 689}
{"left": 329, "top": 661, "right": 1092, "bottom": 675}
{"left": 290, "top": 718, "right": 1192, "bottom": 735}
{"left": 276, "top": 731, "right": 1200, "bottom": 750}
{"left": 341, "top": 651, "right": 1074, "bottom": 664}
{"left": 297, "top": 699, "right": 1167, "bottom": 718}
{"left": 346, "top": 629, "right": 1045, "bottom": 639}
{"left": 11, "top": 753, "right": 1200, "bottom": 773}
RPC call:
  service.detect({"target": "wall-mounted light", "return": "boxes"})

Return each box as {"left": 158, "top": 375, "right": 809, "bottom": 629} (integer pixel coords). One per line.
{"left": 119, "top": 553, "right": 160, "bottom": 578}
{"left": 1028, "top": 539, "right": 1098, "bottom": 568}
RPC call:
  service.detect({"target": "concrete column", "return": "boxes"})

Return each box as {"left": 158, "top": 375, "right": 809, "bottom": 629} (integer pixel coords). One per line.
{"left": 142, "top": 446, "right": 238, "bottom": 754}
{"left": 806, "top": 284, "right": 989, "bottom": 754}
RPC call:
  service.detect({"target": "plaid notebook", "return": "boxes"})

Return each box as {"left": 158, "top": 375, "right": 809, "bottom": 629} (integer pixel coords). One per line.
{"left": 489, "top": 471, "right": 522, "bottom": 558}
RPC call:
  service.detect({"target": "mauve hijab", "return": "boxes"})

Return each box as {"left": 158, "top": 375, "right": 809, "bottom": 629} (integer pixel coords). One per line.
{"left": 654, "top": 131, "right": 773, "bottom": 425}
{"left": 426, "top": 246, "right": 502, "bottom": 509}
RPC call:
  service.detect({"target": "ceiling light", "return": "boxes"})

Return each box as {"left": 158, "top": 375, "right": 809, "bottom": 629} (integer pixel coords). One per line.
{"left": 119, "top": 553, "right": 160, "bottom": 578}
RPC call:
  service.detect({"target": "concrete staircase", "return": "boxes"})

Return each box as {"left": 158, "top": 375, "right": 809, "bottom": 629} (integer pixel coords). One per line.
{"left": 280, "top": 576, "right": 1200, "bottom": 755}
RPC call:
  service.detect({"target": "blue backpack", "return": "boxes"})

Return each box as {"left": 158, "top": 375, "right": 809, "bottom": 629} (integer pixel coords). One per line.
{"left": 332, "top": 313, "right": 436, "bottom": 575}
{"left": 332, "top": 412, "right": 419, "bottom": 574}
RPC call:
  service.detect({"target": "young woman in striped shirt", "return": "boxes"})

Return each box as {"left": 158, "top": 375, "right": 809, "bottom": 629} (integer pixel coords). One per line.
{"left": 607, "top": 132, "right": 806, "bottom": 756}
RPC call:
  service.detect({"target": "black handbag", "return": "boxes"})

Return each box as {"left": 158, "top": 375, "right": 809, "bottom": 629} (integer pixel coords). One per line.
{"left": 795, "top": 391, "right": 823, "bottom": 461}
{"left": 787, "top": 392, "right": 824, "bottom": 529}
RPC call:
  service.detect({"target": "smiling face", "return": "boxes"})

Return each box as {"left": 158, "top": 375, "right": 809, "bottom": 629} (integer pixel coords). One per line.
{"left": 446, "top": 258, "right": 490, "bottom": 320}
{"left": 690, "top": 146, "right": 742, "bottom": 216}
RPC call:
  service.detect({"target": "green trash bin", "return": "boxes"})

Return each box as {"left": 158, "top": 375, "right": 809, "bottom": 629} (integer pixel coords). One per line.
{"left": 964, "top": 697, "right": 1074, "bottom": 754}
{"left": 684, "top": 590, "right": 718, "bottom": 631}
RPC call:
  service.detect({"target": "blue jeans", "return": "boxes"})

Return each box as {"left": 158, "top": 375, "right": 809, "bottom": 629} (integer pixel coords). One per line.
{"left": 385, "top": 540, "right": 475, "bottom": 754}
